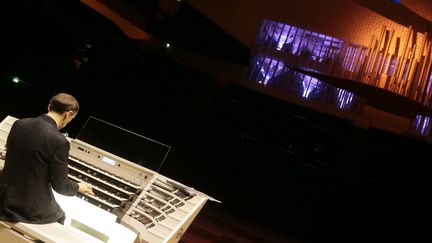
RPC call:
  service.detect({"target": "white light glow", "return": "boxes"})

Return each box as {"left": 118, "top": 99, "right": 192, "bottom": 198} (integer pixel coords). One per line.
{"left": 102, "top": 156, "right": 116, "bottom": 166}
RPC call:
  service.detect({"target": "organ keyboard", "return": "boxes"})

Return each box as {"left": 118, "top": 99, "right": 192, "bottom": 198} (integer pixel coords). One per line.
{"left": 0, "top": 116, "right": 218, "bottom": 243}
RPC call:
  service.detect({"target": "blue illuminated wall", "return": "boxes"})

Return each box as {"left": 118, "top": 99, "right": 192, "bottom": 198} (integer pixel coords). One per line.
{"left": 245, "top": 20, "right": 361, "bottom": 112}
{"left": 245, "top": 19, "right": 432, "bottom": 137}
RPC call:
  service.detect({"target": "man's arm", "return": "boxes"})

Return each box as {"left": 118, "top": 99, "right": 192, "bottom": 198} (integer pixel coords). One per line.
{"left": 49, "top": 141, "right": 80, "bottom": 196}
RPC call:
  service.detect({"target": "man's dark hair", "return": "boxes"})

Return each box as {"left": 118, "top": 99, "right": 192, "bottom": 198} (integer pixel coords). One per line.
{"left": 49, "top": 92, "right": 79, "bottom": 114}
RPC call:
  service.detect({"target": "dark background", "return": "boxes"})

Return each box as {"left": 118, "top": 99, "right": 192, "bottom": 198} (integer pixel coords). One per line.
{"left": 1, "top": 1, "right": 431, "bottom": 242}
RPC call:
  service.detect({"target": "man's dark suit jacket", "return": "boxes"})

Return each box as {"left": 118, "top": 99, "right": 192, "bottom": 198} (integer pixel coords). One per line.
{"left": 0, "top": 114, "right": 79, "bottom": 224}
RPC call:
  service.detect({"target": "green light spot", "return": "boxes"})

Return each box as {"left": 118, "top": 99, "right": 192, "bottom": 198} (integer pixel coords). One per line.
{"left": 12, "top": 77, "right": 21, "bottom": 83}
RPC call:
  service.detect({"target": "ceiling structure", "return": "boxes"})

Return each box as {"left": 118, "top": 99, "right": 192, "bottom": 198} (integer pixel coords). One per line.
{"left": 81, "top": 0, "right": 432, "bottom": 118}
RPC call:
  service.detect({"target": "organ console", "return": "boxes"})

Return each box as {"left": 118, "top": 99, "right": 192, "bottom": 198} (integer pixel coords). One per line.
{"left": 0, "top": 115, "right": 218, "bottom": 243}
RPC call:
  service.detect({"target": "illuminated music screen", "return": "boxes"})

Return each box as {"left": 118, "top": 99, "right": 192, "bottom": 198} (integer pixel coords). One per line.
{"left": 76, "top": 116, "right": 170, "bottom": 172}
